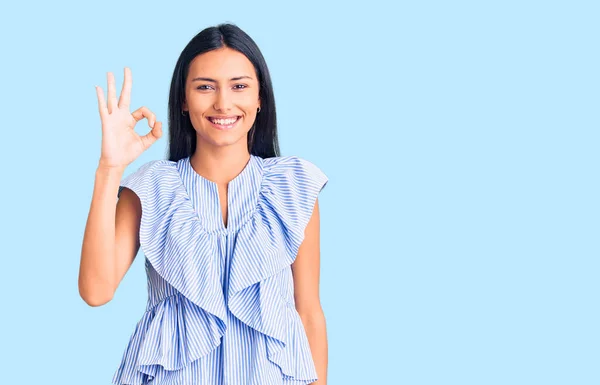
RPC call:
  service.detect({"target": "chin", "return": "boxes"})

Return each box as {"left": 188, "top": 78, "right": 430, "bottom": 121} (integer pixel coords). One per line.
{"left": 198, "top": 131, "right": 250, "bottom": 148}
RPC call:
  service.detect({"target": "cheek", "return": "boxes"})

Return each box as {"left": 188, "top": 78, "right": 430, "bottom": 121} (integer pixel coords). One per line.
{"left": 238, "top": 89, "right": 260, "bottom": 104}
{"left": 242, "top": 99, "right": 260, "bottom": 113}
{"left": 188, "top": 97, "right": 213, "bottom": 111}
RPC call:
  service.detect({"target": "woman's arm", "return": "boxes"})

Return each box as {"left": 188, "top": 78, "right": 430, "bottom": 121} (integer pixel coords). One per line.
{"left": 292, "top": 198, "right": 328, "bottom": 385}
{"left": 78, "top": 164, "right": 141, "bottom": 306}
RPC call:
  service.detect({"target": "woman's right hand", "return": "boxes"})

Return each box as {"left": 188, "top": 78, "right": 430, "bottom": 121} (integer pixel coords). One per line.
{"left": 95, "top": 67, "right": 163, "bottom": 170}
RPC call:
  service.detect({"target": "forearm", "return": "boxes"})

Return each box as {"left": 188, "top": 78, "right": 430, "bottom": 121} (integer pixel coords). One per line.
{"left": 300, "top": 311, "right": 328, "bottom": 385}
{"left": 78, "top": 164, "right": 124, "bottom": 306}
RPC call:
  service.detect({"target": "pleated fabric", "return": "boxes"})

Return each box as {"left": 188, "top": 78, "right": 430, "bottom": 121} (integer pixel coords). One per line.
{"left": 111, "top": 154, "right": 328, "bottom": 385}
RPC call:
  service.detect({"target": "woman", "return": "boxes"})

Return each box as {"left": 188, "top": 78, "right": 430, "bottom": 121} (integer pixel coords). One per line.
{"left": 78, "top": 23, "right": 329, "bottom": 385}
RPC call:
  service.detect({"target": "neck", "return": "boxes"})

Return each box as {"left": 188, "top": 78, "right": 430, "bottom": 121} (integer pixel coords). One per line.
{"left": 190, "top": 144, "right": 251, "bottom": 185}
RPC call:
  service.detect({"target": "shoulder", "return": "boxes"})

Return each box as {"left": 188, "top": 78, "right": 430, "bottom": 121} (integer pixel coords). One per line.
{"left": 263, "top": 155, "right": 322, "bottom": 171}
{"left": 122, "top": 159, "right": 178, "bottom": 182}
{"left": 126, "top": 159, "right": 177, "bottom": 176}
{"left": 259, "top": 155, "right": 328, "bottom": 204}
{"left": 262, "top": 155, "right": 328, "bottom": 188}
{"left": 118, "top": 159, "right": 178, "bottom": 199}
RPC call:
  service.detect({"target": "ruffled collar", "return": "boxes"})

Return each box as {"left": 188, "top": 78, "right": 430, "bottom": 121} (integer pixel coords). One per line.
{"left": 176, "top": 154, "right": 264, "bottom": 235}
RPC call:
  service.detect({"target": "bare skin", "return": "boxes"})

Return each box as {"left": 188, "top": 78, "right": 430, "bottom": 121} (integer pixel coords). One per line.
{"left": 293, "top": 198, "right": 328, "bottom": 385}
{"left": 78, "top": 67, "right": 162, "bottom": 306}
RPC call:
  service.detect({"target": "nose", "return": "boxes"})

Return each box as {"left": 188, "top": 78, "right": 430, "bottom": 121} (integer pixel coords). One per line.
{"left": 213, "top": 88, "right": 233, "bottom": 111}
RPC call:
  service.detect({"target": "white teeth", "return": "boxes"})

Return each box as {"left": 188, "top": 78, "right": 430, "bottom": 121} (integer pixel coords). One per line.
{"left": 210, "top": 117, "right": 238, "bottom": 125}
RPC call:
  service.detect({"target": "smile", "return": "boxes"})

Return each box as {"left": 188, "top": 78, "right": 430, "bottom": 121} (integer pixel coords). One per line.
{"left": 206, "top": 116, "right": 241, "bottom": 130}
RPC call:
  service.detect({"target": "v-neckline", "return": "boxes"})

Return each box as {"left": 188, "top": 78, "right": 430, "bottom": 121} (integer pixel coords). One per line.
{"left": 177, "top": 154, "right": 260, "bottom": 233}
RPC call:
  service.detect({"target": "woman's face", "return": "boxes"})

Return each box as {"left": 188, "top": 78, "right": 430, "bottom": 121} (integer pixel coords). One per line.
{"left": 183, "top": 47, "right": 261, "bottom": 149}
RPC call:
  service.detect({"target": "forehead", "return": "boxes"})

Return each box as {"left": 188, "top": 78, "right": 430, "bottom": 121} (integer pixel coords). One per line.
{"left": 188, "top": 48, "right": 255, "bottom": 79}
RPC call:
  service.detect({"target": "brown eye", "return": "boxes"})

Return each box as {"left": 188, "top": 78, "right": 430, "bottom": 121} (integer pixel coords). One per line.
{"left": 234, "top": 84, "right": 247, "bottom": 90}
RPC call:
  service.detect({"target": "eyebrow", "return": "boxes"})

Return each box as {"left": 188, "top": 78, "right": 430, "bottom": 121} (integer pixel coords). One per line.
{"left": 191, "top": 76, "right": 253, "bottom": 82}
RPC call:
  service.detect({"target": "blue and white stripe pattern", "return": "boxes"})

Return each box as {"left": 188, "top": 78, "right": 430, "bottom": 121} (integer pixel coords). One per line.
{"left": 111, "top": 154, "right": 328, "bottom": 385}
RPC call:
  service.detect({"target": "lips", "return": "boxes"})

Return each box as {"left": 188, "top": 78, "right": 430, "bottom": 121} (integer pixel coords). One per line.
{"left": 206, "top": 116, "right": 241, "bottom": 130}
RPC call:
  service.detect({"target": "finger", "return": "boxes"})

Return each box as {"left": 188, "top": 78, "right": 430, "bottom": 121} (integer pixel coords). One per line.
{"left": 95, "top": 85, "right": 107, "bottom": 120}
{"left": 107, "top": 72, "right": 118, "bottom": 114}
{"left": 140, "top": 121, "right": 163, "bottom": 150}
{"left": 118, "top": 67, "right": 132, "bottom": 110}
{"left": 131, "top": 106, "right": 156, "bottom": 127}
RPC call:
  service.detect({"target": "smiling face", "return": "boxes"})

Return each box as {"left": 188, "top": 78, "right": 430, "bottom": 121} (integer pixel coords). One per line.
{"left": 183, "top": 47, "right": 261, "bottom": 151}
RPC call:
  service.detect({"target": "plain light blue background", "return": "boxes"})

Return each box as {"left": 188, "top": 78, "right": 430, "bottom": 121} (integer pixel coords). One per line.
{"left": 0, "top": 0, "right": 598, "bottom": 384}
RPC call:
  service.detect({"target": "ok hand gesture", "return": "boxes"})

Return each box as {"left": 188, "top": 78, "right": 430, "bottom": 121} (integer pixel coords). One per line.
{"left": 95, "top": 67, "right": 163, "bottom": 169}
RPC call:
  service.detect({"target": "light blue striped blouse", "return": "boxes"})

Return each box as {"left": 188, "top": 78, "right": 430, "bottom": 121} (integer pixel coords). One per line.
{"left": 111, "top": 154, "right": 328, "bottom": 385}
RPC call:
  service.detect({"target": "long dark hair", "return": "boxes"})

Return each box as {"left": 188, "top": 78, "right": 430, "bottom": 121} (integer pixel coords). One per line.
{"left": 167, "top": 23, "right": 280, "bottom": 162}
